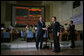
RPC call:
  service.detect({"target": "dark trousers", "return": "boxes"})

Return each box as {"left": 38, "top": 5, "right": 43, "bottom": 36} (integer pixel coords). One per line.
{"left": 53, "top": 34, "right": 60, "bottom": 52}
{"left": 70, "top": 33, "right": 75, "bottom": 48}
{"left": 36, "top": 34, "right": 43, "bottom": 49}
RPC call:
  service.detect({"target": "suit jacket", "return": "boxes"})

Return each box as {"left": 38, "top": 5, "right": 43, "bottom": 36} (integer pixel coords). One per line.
{"left": 47, "top": 21, "right": 60, "bottom": 37}
{"left": 69, "top": 24, "right": 75, "bottom": 35}
{"left": 52, "top": 22, "right": 60, "bottom": 35}
{"left": 37, "top": 20, "right": 46, "bottom": 36}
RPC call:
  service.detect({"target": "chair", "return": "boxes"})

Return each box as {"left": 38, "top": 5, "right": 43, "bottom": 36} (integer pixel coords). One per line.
{"left": 27, "top": 30, "right": 34, "bottom": 42}
{"left": 3, "top": 32, "right": 10, "bottom": 38}
{"left": 27, "top": 30, "right": 33, "bottom": 38}
{"left": 21, "top": 31, "right": 26, "bottom": 38}
{"left": 3, "top": 32, "right": 10, "bottom": 42}
{"left": 1, "top": 32, "right": 4, "bottom": 42}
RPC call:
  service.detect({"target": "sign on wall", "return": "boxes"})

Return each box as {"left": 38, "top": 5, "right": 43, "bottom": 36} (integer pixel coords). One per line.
{"left": 12, "top": 5, "right": 44, "bottom": 27}
{"left": 71, "top": 13, "right": 83, "bottom": 25}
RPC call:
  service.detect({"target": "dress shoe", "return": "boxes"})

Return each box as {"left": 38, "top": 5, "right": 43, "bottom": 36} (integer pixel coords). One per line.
{"left": 40, "top": 48, "right": 43, "bottom": 50}
{"left": 36, "top": 47, "right": 39, "bottom": 50}
{"left": 53, "top": 50, "right": 60, "bottom": 53}
{"left": 70, "top": 46, "right": 75, "bottom": 48}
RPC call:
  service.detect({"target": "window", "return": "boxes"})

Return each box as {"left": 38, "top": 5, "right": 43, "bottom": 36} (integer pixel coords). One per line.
{"left": 73, "top": 1, "right": 80, "bottom": 9}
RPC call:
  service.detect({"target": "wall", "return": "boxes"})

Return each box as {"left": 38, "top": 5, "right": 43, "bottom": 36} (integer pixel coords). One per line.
{"left": 1, "top": 1, "right": 83, "bottom": 30}
{"left": 1, "top": 1, "right": 50, "bottom": 28}
{"left": 50, "top": 1, "right": 83, "bottom": 31}
{"left": 1, "top": 1, "right": 16, "bottom": 28}
{"left": 1, "top": 1, "right": 42, "bottom": 28}
{"left": 1, "top": 1, "right": 6, "bottom": 26}
{"left": 72, "top": 1, "right": 83, "bottom": 30}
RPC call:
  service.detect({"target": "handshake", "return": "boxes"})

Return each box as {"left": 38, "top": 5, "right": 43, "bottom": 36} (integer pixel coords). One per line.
{"left": 42, "top": 28, "right": 47, "bottom": 30}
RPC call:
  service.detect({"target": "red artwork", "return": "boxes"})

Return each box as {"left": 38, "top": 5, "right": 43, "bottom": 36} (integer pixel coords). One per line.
{"left": 13, "top": 6, "right": 44, "bottom": 27}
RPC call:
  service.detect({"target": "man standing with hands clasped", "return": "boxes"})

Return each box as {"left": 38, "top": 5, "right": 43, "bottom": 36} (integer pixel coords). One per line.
{"left": 36, "top": 16, "right": 47, "bottom": 50}
{"left": 48, "top": 16, "right": 61, "bottom": 53}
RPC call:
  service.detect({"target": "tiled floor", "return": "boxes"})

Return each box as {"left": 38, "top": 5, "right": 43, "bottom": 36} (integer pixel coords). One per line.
{"left": 1, "top": 47, "right": 83, "bottom": 55}
{"left": 1, "top": 38, "right": 83, "bottom": 55}
{"left": 1, "top": 40, "right": 83, "bottom": 48}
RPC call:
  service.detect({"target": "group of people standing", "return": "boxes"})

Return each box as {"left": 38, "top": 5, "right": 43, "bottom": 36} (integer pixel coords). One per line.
{"left": 36, "top": 16, "right": 75, "bottom": 53}
{"left": 1, "top": 16, "right": 75, "bottom": 53}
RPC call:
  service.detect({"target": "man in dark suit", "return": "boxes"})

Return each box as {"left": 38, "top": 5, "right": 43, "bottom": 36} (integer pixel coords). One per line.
{"left": 36, "top": 16, "right": 46, "bottom": 50}
{"left": 48, "top": 16, "right": 60, "bottom": 52}
{"left": 69, "top": 20, "right": 75, "bottom": 48}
